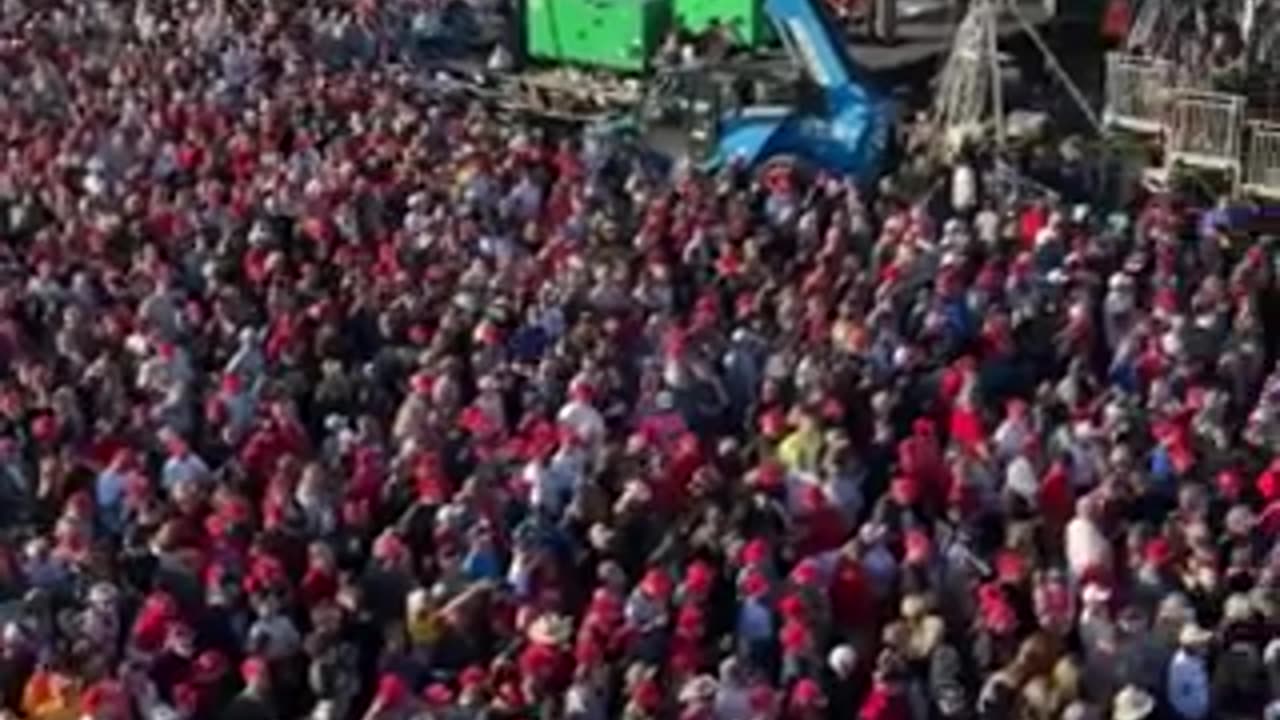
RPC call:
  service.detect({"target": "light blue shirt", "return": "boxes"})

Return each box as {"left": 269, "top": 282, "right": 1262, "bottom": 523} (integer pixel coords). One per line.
{"left": 736, "top": 598, "right": 773, "bottom": 643}
{"left": 162, "top": 453, "right": 209, "bottom": 492}
{"left": 95, "top": 470, "right": 128, "bottom": 532}
{"left": 95, "top": 469, "right": 126, "bottom": 509}
{"left": 1166, "top": 649, "right": 1210, "bottom": 720}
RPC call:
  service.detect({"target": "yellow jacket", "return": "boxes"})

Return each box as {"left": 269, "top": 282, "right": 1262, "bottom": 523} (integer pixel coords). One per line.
{"left": 778, "top": 427, "right": 822, "bottom": 473}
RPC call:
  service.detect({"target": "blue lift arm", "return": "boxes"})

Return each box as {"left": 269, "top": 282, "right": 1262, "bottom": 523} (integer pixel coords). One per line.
{"left": 708, "top": 0, "right": 893, "bottom": 182}
{"left": 763, "top": 0, "right": 870, "bottom": 97}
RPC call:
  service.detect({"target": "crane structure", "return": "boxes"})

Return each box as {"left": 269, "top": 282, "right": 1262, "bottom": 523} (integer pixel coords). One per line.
{"left": 931, "top": 0, "right": 1100, "bottom": 156}
{"left": 932, "top": 1, "right": 997, "bottom": 148}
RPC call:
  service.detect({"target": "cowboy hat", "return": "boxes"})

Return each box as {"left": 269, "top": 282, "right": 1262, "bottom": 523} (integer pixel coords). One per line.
{"left": 1112, "top": 685, "right": 1155, "bottom": 720}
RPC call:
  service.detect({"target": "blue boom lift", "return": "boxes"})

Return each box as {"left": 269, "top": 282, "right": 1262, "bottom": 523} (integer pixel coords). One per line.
{"left": 634, "top": 0, "right": 894, "bottom": 183}
{"left": 429, "top": 0, "right": 893, "bottom": 183}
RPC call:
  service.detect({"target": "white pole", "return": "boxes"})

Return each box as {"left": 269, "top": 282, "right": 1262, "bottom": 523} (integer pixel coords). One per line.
{"left": 986, "top": 0, "right": 1006, "bottom": 152}
{"left": 874, "top": 0, "right": 898, "bottom": 43}
{"left": 1241, "top": 0, "right": 1258, "bottom": 51}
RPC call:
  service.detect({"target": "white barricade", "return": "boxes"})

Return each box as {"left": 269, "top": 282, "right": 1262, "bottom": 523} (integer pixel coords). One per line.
{"left": 1165, "top": 89, "right": 1245, "bottom": 175}
{"left": 1244, "top": 120, "right": 1280, "bottom": 198}
{"left": 1104, "top": 52, "right": 1174, "bottom": 133}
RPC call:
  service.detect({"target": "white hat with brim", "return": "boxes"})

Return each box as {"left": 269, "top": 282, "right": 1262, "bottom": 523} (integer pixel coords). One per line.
{"left": 677, "top": 675, "right": 719, "bottom": 703}
{"left": 900, "top": 594, "right": 928, "bottom": 620}
{"left": 1112, "top": 685, "right": 1155, "bottom": 720}
{"left": 1179, "top": 623, "right": 1214, "bottom": 647}
{"left": 1081, "top": 583, "right": 1111, "bottom": 606}
{"left": 1223, "top": 593, "right": 1254, "bottom": 624}
{"left": 527, "top": 614, "right": 573, "bottom": 646}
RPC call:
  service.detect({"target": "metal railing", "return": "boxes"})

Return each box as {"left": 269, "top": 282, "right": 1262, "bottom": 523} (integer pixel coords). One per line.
{"left": 1243, "top": 120, "right": 1280, "bottom": 198}
{"left": 1103, "top": 52, "right": 1175, "bottom": 133}
{"left": 1102, "top": 50, "right": 1280, "bottom": 198}
{"left": 1165, "top": 89, "right": 1245, "bottom": 172}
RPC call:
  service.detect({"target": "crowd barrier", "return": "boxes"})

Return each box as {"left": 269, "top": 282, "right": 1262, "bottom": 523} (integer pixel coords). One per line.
{"left": 1103, "top": 52, "right": 1174, "bottom": 134}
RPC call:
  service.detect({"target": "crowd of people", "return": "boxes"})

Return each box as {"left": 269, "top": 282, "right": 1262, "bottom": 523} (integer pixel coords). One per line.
{"left": 2, "top": 1, "right": 1280, "bottom": 720}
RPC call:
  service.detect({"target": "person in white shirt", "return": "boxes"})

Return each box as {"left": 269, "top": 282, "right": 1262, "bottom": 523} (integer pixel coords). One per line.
{"left": 951, "top": 160, "right": 977, "bottom": 217}
{"left": 1166, "top": 624, "right": 1212, "bottom": 720}
{"left": 1065, "top": 495, "right": 1112, "bottom": 580}
{"left": 993, "top": 399, "right": 1031, "bottom": 461}
{"left": 557, "top": 381, "right": 605, "bottom": 451}
{"left": 526, "top": 451, "right": 576, "bottom": 517}
{"left": 1004, "top": 455, "right": 1039, "bottom": 504}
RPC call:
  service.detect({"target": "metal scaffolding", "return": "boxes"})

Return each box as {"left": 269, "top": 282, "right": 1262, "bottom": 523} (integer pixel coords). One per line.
{"left": 932, "top": 0, "right": 1100, "bottom": 154}
{"left": 932, "top": 2, "right": 992, "bottom": 142}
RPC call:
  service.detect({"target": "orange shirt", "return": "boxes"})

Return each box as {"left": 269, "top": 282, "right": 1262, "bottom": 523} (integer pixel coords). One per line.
{"left": 22, "top": 670, "right": 81, "bottom": 720}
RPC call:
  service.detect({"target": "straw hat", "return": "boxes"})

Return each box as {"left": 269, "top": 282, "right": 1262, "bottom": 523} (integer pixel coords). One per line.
{"left": 1112, "top": 686, "right": 1155, "bottom": 720}
{"left": 1178, "top": 623, "right": 1213, "bottom": 648}
{"left": 677, "top": 675, "right": 718, "bottom": 704}
{"left": 527, "top": 614, "right": 573, "bottom": 646}
{"left": 1223, "top": 593, "right": 1254, "bottom": 624}
{"left": 900, "top": 594, "right": 928, "bottom": 621}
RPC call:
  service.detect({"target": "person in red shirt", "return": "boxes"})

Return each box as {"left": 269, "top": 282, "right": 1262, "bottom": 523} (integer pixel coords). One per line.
{"left": 1019, "top": 201, "right": 1048, "bottom": 250}
{"left": 518, "top": 615, "right": 575, "bottom": 700}
{"left": 829, "top": 543, "right": 876, "bottom": 640}
{"left": 783, "top": 677, "right": 826, "bottom": 720}
{"left": 858, "top": 662, "right": 910, "bottom": 720}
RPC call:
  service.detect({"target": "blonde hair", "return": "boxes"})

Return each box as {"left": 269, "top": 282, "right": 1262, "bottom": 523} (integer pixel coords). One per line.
{"left": 1050, "top": 655, "right": 1081, "bottom": 705}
